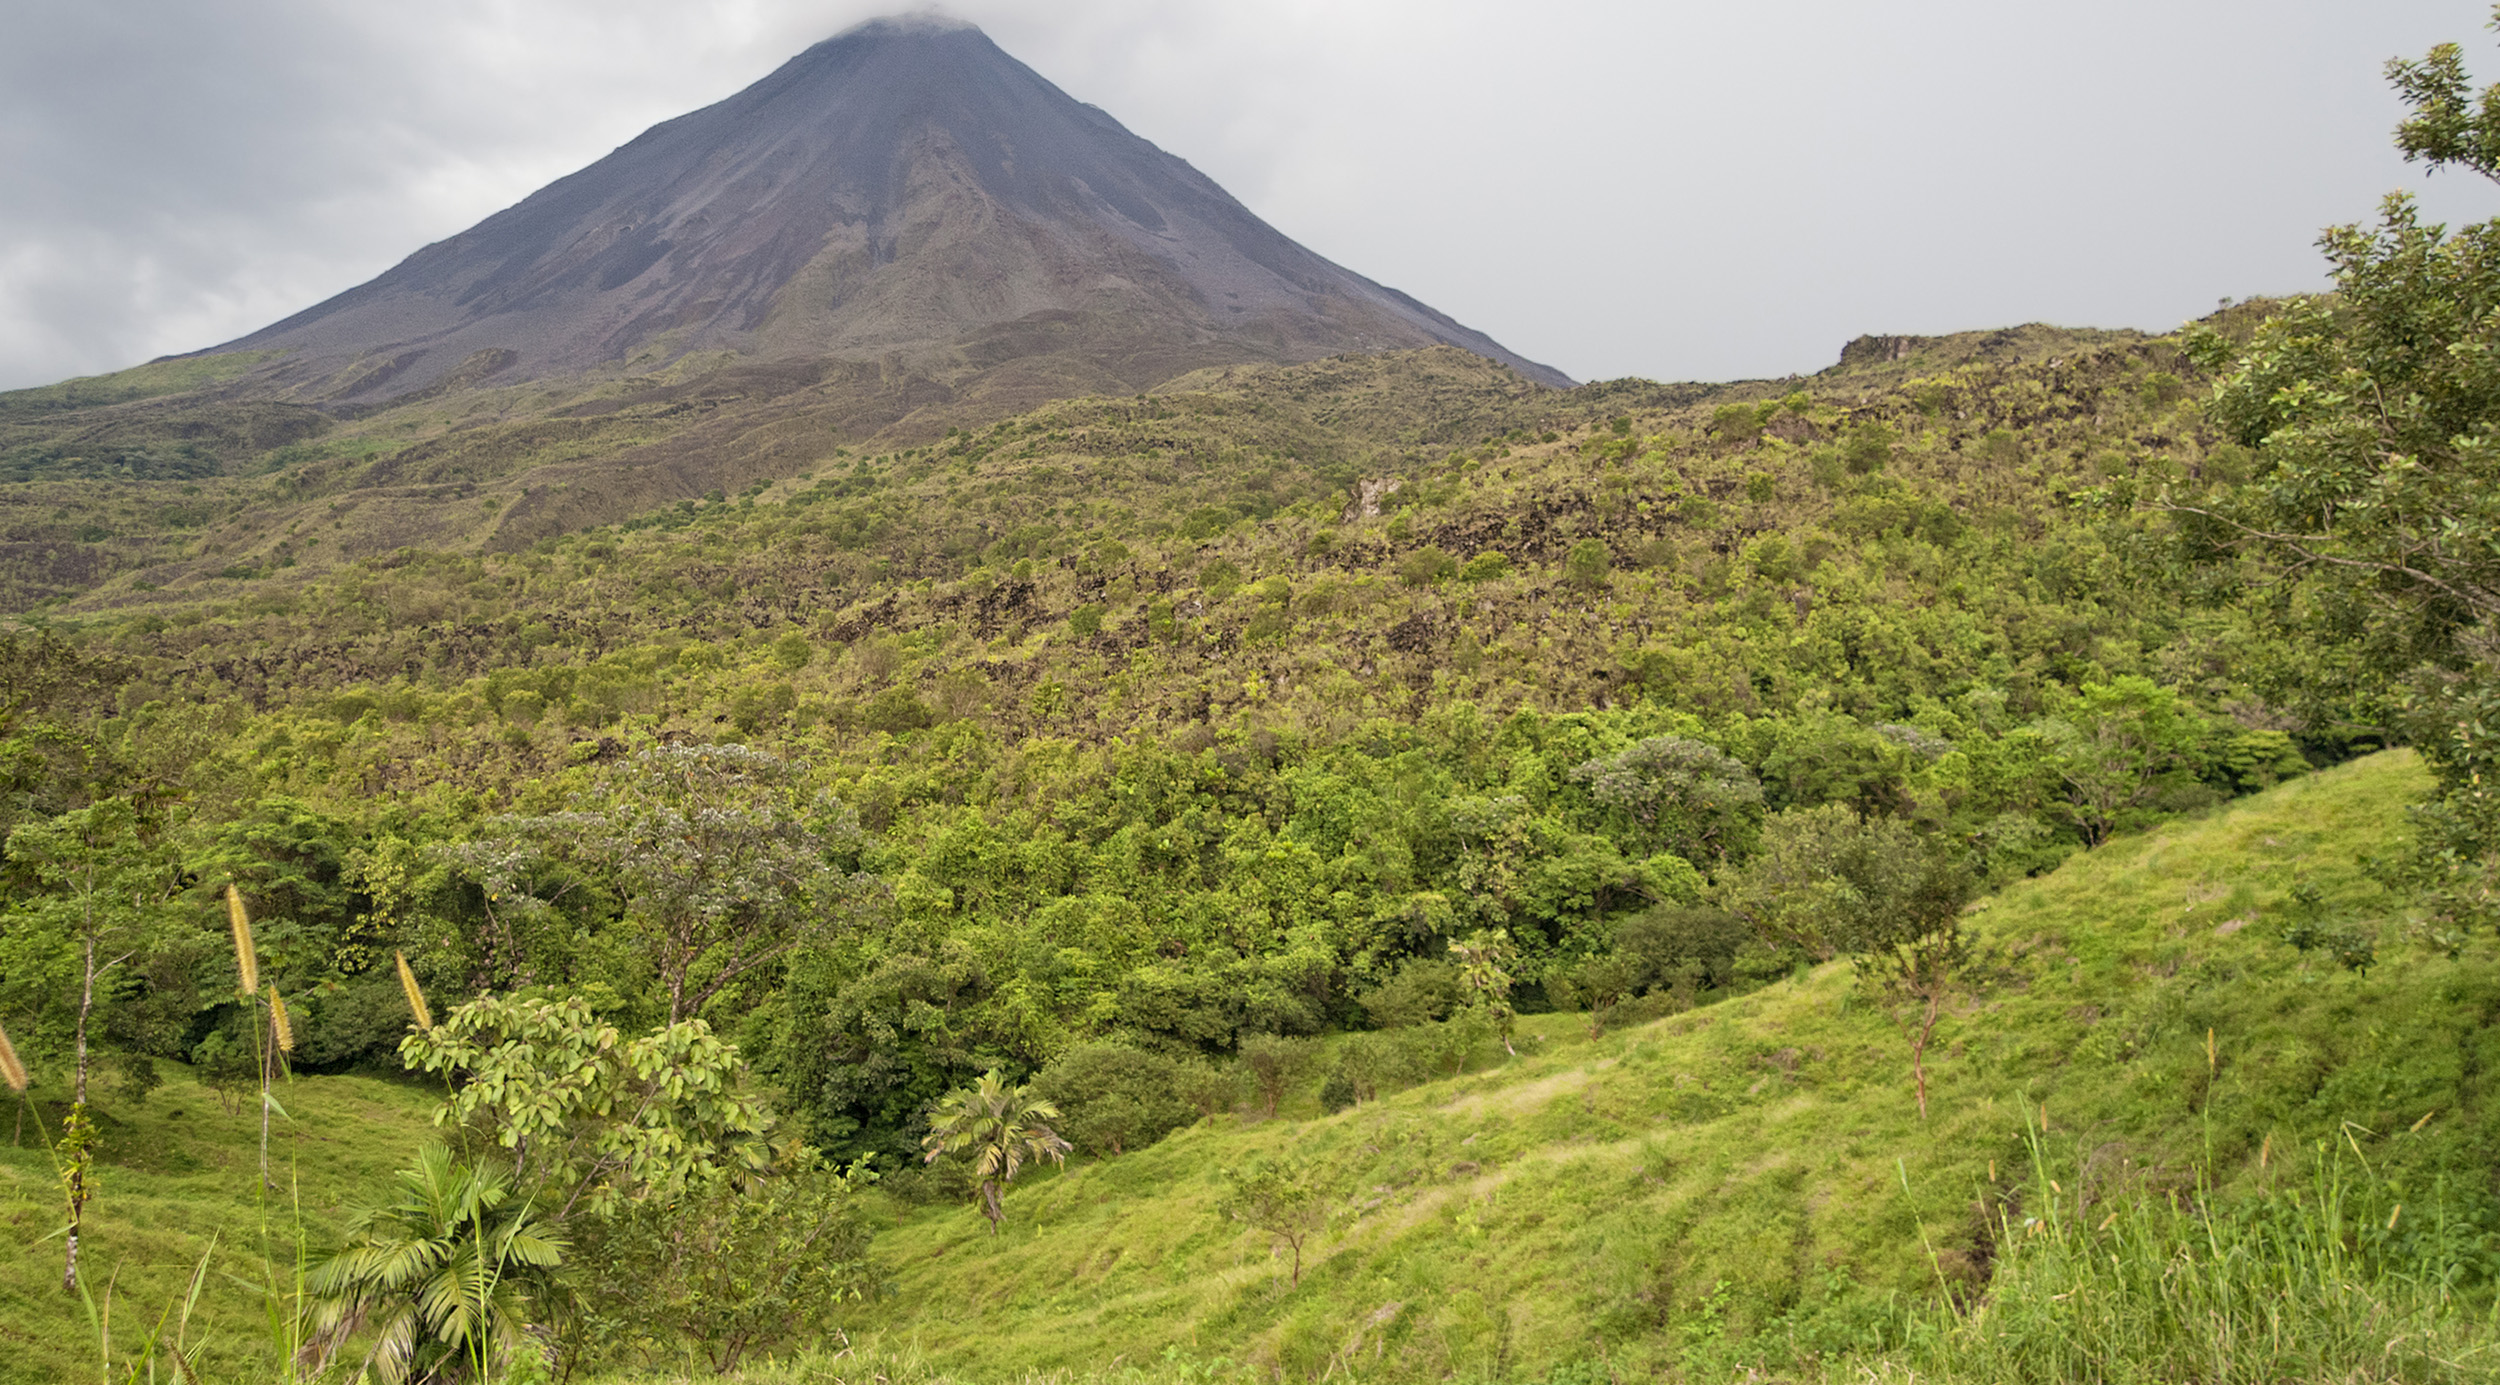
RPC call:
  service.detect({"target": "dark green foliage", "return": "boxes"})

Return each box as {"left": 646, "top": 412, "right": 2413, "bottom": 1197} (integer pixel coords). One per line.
{"left": 1360, "top": 959, "right": 1466, "bottom": 1030}
{"left": 572, "top": 1156, "right": 878, "bottom": 1375}
{"left": 1239, "top": 1033, "right": 1322, "bottom": 1117}
{"left": 1032, "top": 1042, "right": 1203, "bottom": 1155}
{"left": 1317, "top": 1065, "right": 1356, "bottom": 1114}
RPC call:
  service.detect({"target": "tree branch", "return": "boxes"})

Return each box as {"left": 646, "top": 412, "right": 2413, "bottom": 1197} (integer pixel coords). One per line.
{"left": 2156, "top": 499, "right": 2500, "bottom": 617}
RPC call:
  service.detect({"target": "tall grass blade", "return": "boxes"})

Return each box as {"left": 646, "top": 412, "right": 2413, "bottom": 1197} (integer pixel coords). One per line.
{"left": 227, "top": 884, "right": 258, "bottom": 996}
{"left": 0, "top": 1019, "right": 27, "bottom": 1092}
{"left": 396, "top": 950, "right": 432, "bottom": 1031}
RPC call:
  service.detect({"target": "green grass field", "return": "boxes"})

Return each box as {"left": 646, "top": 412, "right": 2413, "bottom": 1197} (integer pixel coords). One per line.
{"left": 0, "top": 1067, "right": 435, "bottom": 1384}
{"left": 9, "top": 750, "right": 2496, "bottom": 1383}
{"left": 820, "top": 749, "right": 2497, "bottom": 1382}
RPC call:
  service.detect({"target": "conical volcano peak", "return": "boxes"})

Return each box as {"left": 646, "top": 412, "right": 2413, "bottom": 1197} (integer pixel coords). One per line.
{"left": 824, "top": 11, "right": 985, "bottom": 41}
{"left": 216, "top": 18, "right": 1568, "bottom": 400}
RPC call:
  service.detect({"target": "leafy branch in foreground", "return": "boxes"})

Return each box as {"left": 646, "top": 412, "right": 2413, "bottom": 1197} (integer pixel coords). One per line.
{"left": 398, "top": 992, "right": 771, "bottom": 1218}
{"left": 2179, "top": 6, "right": 2500, "bottom": 941}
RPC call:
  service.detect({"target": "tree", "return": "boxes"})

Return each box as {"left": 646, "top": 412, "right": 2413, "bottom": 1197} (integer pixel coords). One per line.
{"left": 575, "top": 1151, "right": 879, "bottom": 1375}
{"left": 2043, "top": 678, "right": 2204, "bottom": 847}
{"left": 301, "top": 1144, "right": 567, "bottom": 1385}
{"left": 443, "top": 745, "right": 871, "bottom": 1023}
{"left": 1237, "top": 1033, "right": 1321, "bottom": 1117}
{"left": 920, "top": 1069, "right": 1070, "bottom": 1235}
{"left": 1564, "top": 538, "right": 1614, "bottom": 590}
{"left": 1220, "top": 1158, "right": 1327, "bottom": 1287}
{"left": 1718, "top": 806, "right": 1972, "bottom": 1118}
{"left": 1569, "top": 735, "right": 1764, "bottom": 860}
{"left": 1449, "top": 928, "right": 1520, "bottom": 1056}
{"left": 2, "top": 797, "right": 177, "bottom": 1290}
{"left": 1030, "top": 1043, "right": 1200, "bottom": 1156}
{"left": 2174, "top": 10, "right": 2500, "bottom": 935}
{"left": 398, "top": 992, "right": 771, "bottom": 1218}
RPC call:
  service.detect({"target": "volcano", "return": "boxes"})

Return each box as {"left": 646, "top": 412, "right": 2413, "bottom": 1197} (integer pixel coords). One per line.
{"left": 218, "top": 15, "right": 1568, "bottom": 400}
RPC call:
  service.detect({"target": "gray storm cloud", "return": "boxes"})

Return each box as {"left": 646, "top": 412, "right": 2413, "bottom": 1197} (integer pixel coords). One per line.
{"left": 3, "top": 0, "right": 2495, "bottom": 392}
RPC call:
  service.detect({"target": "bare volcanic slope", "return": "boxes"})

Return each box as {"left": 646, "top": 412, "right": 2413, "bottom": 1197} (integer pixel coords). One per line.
{"left": 217, "top": 15, "right": 1569, "bottom": 401}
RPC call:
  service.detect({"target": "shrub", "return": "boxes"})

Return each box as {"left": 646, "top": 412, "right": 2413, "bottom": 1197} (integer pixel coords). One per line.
{"left": 1563, "top": 538, "right": 1613, "bottom": 590}
{"left": 1031, "top": 1043, "right": 1201, "bottom": 1156}
{"left": 1459, "top": 550, "right": 1512, "bottom": 582}
{"left": 1398, "top": 546, "right": 1457, "bottom": 587}
{"left": 1842, "top": 423, "right": 1895, "bottom": 474}
{"left": 1359, "top": 958, "right": 1465, "bottom": 1029}
{"left": 1238, "top": 1033, "right": 1322, "bottom": 1117}
{"left": 860, "top": 685, "right": 934, "bottom": 733}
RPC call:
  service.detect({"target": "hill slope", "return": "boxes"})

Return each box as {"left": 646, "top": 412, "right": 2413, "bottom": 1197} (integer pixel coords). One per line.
{"left": 3, "top": 753, "right": 2487, "bottom": 1384}
{"left": 837, "top": 750, "right": 2490, "bottom": 1380}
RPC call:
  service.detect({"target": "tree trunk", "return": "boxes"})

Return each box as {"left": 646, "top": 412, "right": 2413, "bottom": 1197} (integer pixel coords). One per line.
{"left": 1912, "top": 990, "right": 1942, "bottom": 1121}
{"left": 61, "top": 1153, "right": 81, "bottom": 1291}
{"left": 61, "top": 1104, "right": 92, "bottom": 1292}
{"left": 66, "top": 922, "right": 96, "bottom": 1291}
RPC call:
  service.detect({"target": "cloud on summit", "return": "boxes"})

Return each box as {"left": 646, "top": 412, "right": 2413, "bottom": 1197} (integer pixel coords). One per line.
{"left": 4, "top": 0, "right": 2497, "bottom": 392}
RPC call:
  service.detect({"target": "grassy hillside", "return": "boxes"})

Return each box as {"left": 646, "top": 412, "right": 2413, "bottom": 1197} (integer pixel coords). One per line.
{"left": 0, "top": 1068, "right": 434, "bottom": 1385}
{"left": 9, "top": 753, "right": 2475, "bottom": 1383}
{"left": 809, "top": 749, "right": 2489, "bottom": 1382}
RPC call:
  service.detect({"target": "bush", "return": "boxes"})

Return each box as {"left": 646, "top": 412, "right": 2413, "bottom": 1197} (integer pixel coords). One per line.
{"left": 1459, "top": 550, "right": 1512, "bottom": 582}
{"left": 1031, "top": 1043, "right": 1201, "bottom": 1156}
{"left": 1398, "top": 546, "right": 1457, "bottom": 587}
{"left": 1317, "top": 1066, "right": 1356, "bottom": 1113}
{"left": 1564, "top": 538, "right": 1613, "bottom": 590}
{"left": 1359, "top": 958, "right": 1465, "bottom": 1029}
{"left": 573, "top": 1155, "right": 880, "bottom": 1375}
{"left": 1400, "top": 1009, "right": 1494, "bottom": 1076}
{"left": 859, "top": 685, "right": 934, "bottom": 734}
{"left": 1842, "top": 423, "right": 1895, "bottom": 475}
{"left": 1237, "top": 1033, "right": 1321, "bottom": 1116}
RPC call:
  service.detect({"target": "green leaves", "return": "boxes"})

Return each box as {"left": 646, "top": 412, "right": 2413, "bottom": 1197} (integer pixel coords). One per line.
{"left": 301, "top": 1144, "right": 567, "bottom": 1385}
{"left": 399, "top": 992, "right": 769, "bottom": 1217}
{"left": 1219, "top": 1157, "right": 1328, "bottom": 1286}
{"left": 920, "top": 1068, "right": 1069, "bottom": 1233}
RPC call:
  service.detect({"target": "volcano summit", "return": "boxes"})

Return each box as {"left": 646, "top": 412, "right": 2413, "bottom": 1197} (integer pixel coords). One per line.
{"left": 218, "top": 16, "right": 1568, "bottom": 402}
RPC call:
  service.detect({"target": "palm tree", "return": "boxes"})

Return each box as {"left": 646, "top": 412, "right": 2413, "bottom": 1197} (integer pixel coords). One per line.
{"left": 921, "top": 1069, "right": 1071, "bottom": 1235}
{"left": 301, "top": 1145, "right": 567, "bottom": 1383}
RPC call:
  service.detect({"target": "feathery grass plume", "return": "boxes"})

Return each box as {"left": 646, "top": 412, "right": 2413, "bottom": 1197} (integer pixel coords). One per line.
{"left": 395, "top": 951, "right": 433, "bottom": 1031}
{"left": 226, "top": 884, "right": 258, "bottom": 996}
{"left": 268, "top": 989, "right": 295, "bottom": 1054}
{"left": 0, "top": 1021, "right": 26, "bottom": 1092}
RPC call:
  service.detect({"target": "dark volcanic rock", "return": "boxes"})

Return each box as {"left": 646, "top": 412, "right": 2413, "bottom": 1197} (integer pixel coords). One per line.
{"left": 219, "top": 16, "right": 1568, "bottom": 398}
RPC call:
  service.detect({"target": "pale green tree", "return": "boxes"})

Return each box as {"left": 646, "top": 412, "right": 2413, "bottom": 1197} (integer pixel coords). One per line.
{"left": 1718, "top": 807, "right": 1971, "bottom": 1117}
{"left": 920, "top": 1069, "right": 1069, "bottom": 1235}
{"left": 2, "top": 796, "right": 179, "bottom": 1290}
{"left": 301, "top": 1144, "right": 567, "bottom": 1384}
{"left": 1219, "top": 1158, "right": 1327, "bottom": 1287}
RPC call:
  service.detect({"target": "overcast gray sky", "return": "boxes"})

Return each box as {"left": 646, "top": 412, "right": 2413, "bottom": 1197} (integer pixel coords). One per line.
{"left": 3, "top": 0, "right": 2496, "bottom": 391}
